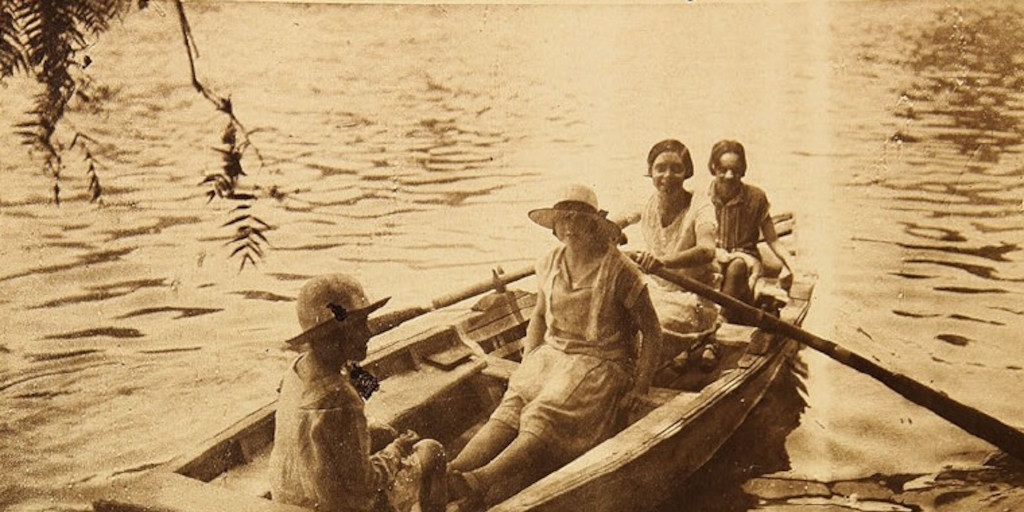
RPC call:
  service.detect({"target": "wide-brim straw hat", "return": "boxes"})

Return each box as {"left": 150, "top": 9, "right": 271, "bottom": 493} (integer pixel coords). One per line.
{"left": 286, "top": 274, "right": 390, "bottom": 347}
{"left": 528, "top": 184, "right": 622, "bottom": 243}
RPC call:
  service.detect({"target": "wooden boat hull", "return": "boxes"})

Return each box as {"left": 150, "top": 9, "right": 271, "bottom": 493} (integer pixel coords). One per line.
{"left": 94, "top": 263, "right": 813, "bottom": 512}
{"left": 493, "top": 337, "right": 796, "bottom": 512}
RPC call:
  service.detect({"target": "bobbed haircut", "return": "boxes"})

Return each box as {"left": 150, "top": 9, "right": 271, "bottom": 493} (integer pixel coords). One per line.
{"left": 708, "top": 139, "right": 747, "bottom": 176}
{"left": 646, "top": 139, "right": 694, "bottom": 179}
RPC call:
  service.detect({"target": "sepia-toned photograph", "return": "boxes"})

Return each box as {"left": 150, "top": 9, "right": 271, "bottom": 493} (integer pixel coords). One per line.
{"left": 1, "top": 1, "right": 1022, "bottom": 511}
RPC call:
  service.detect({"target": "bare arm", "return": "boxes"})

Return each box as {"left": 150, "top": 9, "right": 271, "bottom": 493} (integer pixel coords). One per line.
{"left": 522, "top": 291, "right": 547, "bottom": 355}
{"left": 628, "top": 287, "right": 662, "bottom": 396}
{"left": 760, "top": 216, "right": 792, "bottom": 271}
{"left": 662, "top": 220, "right": 716, "bottom": 269}
{"left": 635, "top": 220, "right": 716, "bottom": 273}
{"left": 610, "top": 210, "right": 642, "bottom": 230}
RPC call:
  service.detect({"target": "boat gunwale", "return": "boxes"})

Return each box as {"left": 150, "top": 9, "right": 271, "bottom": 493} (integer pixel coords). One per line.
{"left": 489, "top": 279, "right": 815, "bottom": 511}
{"left": 96, "top": 261, "right": 815, "bottom": 512}
{"left": 160, "top": 290, "right": 536, "bottom": 482}
{"left": 489, "top": 334, "right": 797, "bottom": 512}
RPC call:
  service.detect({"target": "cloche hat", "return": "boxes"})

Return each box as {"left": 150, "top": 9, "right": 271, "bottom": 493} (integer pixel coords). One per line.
{"left": 528, "top": 184, "right": 622, "bottom": 243}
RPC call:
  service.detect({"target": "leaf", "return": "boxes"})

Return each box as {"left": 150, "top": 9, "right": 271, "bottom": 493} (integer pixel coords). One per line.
{"left": 250, "top": 216, "right": 271, "bottom": 230}
{"left": 229, "top": 244, "right": 249, "bottom": 258}
{"left": 239, "top": 253, "right": 257, "bottom": 271}
{"left": 221, "top": 214, "right": 251, "bottom": 228}
{"left": 249, "top": 229, "right": 269, "bottom": 246}
{"left": 248, "top": 242, "right": 265, "bottom": 258}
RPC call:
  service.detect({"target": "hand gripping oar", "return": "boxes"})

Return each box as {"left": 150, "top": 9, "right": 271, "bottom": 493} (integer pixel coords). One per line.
{"left": 643, "top": 264, "right": 1024, "bottom": 463}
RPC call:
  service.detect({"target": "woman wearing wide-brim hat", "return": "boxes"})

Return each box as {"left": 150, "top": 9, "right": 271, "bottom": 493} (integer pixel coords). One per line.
{"left": 446, "top": 184, "right": 663, "bottom": 511}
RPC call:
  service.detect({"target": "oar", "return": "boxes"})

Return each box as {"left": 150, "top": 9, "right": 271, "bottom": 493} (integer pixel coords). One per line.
{"left": 368, "top": 265, "right": 536, "bottom": 335}
{"left": 644, "top": 264, "right": 1024, "bottom": 463}
{"left": 284, "top": 265, "right": 536, "bottom": 347}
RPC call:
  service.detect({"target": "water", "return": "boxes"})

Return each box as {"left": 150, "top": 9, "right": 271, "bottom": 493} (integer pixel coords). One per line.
{"left": 1, "top": 1, "right": 1022, "bottom": 510}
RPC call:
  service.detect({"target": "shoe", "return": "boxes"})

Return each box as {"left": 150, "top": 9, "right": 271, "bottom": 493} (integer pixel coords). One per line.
{"left": 446, "top": 470, "right": 485, "bottom": 511}
{"left": 699, "top": 343, "right": 718, "bottom": 372}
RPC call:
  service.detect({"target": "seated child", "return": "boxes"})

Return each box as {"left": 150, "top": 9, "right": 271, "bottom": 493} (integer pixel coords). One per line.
{"left": 707, "top": 140, "right": 793, "bottom": 323}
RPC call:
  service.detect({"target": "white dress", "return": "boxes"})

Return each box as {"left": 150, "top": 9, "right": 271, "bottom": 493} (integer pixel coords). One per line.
{"left": 639, "top": 193, "right": 720, "bottom": 335}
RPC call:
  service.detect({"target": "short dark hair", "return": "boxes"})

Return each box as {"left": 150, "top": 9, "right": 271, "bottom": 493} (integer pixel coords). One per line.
{"left": 708, "top": 139, "right": 747, "bottom": 176}
{"left": 646, "top": 139, "right": 694, "bottom": 179}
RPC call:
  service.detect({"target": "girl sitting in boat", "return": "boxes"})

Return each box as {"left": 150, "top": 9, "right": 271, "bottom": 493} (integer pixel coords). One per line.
{"left": 707, "top": 140, "right": 793, "bottom": 322}
{"left": 447, "top": 184, "right": 663, "bottom": 510}
{"left": 270, "top": 274, "right": 447, "bottom": 512}
{"left": 617, "top": 139, "right": 721, "bottom": 337}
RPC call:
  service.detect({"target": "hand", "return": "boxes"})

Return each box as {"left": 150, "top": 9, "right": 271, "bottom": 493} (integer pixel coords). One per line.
{"left": 393, "top": 430, "right": 421, "bottom": 457}
{"left": 633, "top": 251, "right": 662, "bottom": 274}
{"left": 779, "top": 265, "right": 794, "bottom": 292}
{"left": 715, "top": 248, "right": 731, "bottom": 264}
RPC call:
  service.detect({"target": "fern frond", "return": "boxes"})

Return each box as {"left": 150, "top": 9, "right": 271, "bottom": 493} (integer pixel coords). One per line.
{"left": 239, "top": 254, "right": 257, "bottom": 271}
{"left": 0, "top": 1, "right": 25, "bottom": 77}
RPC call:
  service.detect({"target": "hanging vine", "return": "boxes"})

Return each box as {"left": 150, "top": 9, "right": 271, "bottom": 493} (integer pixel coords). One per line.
{"left": 1, "top": 0, "right": 273, "bottom": 270}
{"left": 3, "top": 0, "right": 133, "bottom": 205}
{"left": 172, "top": 0, "right": 270, "bottom": 270}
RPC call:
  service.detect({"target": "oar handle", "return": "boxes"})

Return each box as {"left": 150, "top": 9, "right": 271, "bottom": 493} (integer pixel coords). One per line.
{"left": 645, "top": 264, "right": 1024, "bottom": 463}
{"left": 365, "top": 265, "right": 536, "bottom": 337}
{"left": 368, "top": 306, "right": 431, "bottom": 336}
{"left": 429, "top": 265, "right": 536, "bottom": 310}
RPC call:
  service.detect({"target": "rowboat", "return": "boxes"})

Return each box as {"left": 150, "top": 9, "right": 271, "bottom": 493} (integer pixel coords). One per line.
{"left": 93, "top": 217, "right": 814, "bottom": 512}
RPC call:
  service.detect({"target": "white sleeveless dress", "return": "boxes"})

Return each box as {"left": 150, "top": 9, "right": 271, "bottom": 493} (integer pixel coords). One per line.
{"left": 639, "top": 193, "right": 720, "bottom": 334}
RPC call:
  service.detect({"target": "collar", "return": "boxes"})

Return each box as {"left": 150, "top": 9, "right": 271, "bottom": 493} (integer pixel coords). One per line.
{"left": 708, "top": 181, "right": 749, "bottom": 208}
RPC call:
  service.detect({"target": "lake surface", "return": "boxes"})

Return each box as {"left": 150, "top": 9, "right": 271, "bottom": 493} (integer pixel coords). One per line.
{"left": 1, "top": 1, "right": 1022, "bottom": 511}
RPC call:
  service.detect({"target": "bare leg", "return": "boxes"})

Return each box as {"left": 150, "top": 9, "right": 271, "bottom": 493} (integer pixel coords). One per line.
{"left": 450, "top": 420, "right": 517, "bottom": 472}
{"left": 722, "top": 258, "right": 753, "bottom": 322}
{"left": 469, "top": 432, "right": 552, "bottom": 507}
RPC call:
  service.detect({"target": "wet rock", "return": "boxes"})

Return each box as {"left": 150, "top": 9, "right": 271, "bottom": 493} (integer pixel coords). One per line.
{"left": 749, "top": 503, "right": 851, "bottom": 511}
{"left": 895, "top": 485, "right": 995, "bottom": 511}
{"left": 743, "top": 477, "right": 831, "bottom": 500}
{"left": 788, "top": 496, "right": 912, "bottom": 511}
{"left": 902, "top": 473, "right": 939, "bottom": 491}
{"left": 832, "top": 479, "right": 897, "bottom": 501}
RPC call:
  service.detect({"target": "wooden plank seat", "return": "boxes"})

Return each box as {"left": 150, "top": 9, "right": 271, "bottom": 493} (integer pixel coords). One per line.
{"left": 366, "top": 356, "right": 487, "bottom": 428}
{"left": 481, "top": 355, "right": 520, "bottom": 381}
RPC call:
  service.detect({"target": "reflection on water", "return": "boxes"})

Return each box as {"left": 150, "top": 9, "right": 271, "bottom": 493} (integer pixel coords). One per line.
{"left": 653, "top": 356, "right": 809, "bottom": 512}
{"left": 900, "top": 6, "right": 1024, "bottom": 156}
{"left": 843, "top": 8, "right": 1023, "bottom": 298}
{"left": 1, "top": 1, "right": 1023, "bottom": 511}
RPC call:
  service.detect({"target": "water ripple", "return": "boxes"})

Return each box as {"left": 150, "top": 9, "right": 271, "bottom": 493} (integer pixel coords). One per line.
{"left": 0, "top": 248, "right": 135, "bottom": 283}
{"left": 42, "top": 327, "right": 145, "bottom": 340}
